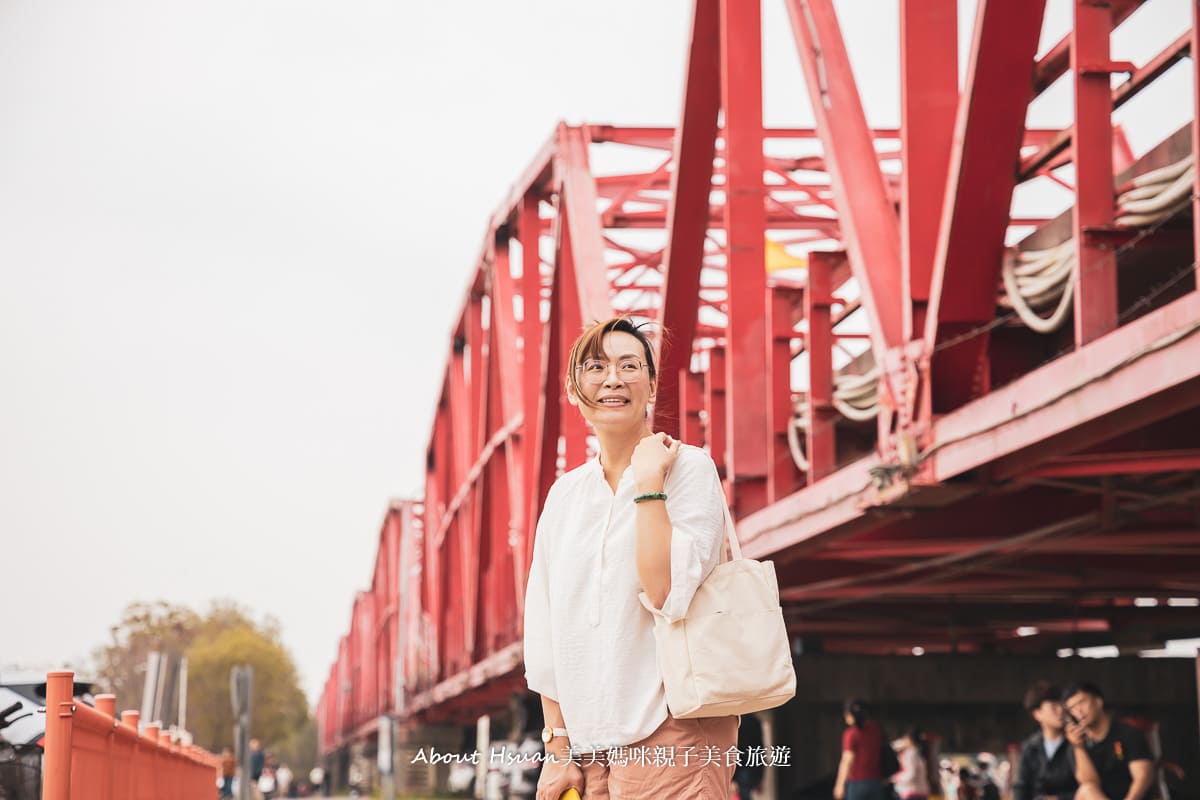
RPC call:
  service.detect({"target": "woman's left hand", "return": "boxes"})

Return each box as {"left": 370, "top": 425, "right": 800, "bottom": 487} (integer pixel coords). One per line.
{"left": 631, "top": 432, "right": 681, "bottom": 491}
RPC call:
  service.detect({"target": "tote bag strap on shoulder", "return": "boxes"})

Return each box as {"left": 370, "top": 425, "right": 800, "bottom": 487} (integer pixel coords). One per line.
{"left": 718, "top": 488, "right": 743, "bottom": 563}
{"left": 662, "top": 453, "right": 744, "bottom": 563}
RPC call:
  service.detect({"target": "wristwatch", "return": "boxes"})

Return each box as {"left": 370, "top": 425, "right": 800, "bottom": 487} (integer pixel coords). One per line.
{"left": 541, "top": 726, "right": 568, "bottom": 744}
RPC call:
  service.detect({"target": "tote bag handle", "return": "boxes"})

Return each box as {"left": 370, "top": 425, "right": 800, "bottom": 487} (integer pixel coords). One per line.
{"left": 719, "top": 488, "right": 744, "bottom": 563}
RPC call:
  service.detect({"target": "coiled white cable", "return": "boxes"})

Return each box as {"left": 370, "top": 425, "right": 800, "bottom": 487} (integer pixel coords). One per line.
{"left": 832, "top": 367, "right": 879, "bottom": 421}
{"left": 786, "top": 368, "right": 878, "bottom": 472}
{"left": 996, "top": 153, "right": 1194, "bottom": 333}
{"left": 787, "top": 401, "right": 810, "bottom": 473}
{"left": 1116, "top": 154, "right": 1194, "bottom": 227}
{"left": 999, "top": 245, "right": 1076, "bottom": 333}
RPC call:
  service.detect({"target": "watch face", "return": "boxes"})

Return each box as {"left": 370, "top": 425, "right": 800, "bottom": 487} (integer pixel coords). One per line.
{"left": 541, "top": 728, "right": 552, "bottom": 743}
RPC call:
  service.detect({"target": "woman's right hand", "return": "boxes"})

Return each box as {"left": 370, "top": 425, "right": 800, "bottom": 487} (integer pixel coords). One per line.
{"left": 536, "top": 754, "right": 584, "bottom": 800}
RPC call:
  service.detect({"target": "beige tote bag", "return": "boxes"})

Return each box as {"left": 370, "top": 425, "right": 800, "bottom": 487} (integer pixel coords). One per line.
{"left": 638, "top": 494, "right": 797, "bottom": 718}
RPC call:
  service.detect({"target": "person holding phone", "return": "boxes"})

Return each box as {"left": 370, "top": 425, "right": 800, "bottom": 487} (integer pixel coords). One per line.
{"left": 1062, "top": 682, "right": 1153, "bottom": 800}
{"left": 522, "top": 318, "right": 737, "bottom": 800}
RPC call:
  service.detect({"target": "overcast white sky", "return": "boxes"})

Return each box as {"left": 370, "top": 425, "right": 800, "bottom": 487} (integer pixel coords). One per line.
{"left": 0, "top": 0, "right": 1191, "bottom": 705}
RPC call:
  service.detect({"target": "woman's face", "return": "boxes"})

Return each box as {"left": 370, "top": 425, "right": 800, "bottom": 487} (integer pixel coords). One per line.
{"left": 568, "top": 330, "right": 656, "bottom": 429}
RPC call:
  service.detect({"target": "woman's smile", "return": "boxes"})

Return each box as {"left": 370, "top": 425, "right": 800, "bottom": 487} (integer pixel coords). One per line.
{"left": 595, "top": 394, "right": 630, "bottom": 406}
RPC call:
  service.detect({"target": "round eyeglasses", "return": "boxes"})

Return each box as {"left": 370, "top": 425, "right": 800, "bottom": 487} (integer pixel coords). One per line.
{"left": 577, "top": 357, "right": 647, "bottom": 385}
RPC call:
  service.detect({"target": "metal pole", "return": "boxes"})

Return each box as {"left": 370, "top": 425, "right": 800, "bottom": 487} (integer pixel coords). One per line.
{"left": 178, "top": 656, "right": 188, "bottom": 732}
{"left": 378, "top": 714, "right": 396, "bottom": 800}
{"left": 153, "top": 652, "right": 169, "bottom": 726}
{"left": 140, "top": 651, "right": 159, "bottom": 722}
{"left": 231, "top": 665, "right": 253, "bottom": 800}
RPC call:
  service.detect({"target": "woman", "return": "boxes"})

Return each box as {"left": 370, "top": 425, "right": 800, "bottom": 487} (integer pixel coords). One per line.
{"left": 893, "top": 728, "right": 932, "bottom": 800}
{"left": 834, "top": 700, "right": 886, "bottom": 800}
{"left": 523, "top": 317, "right": 737, "bottom": 800}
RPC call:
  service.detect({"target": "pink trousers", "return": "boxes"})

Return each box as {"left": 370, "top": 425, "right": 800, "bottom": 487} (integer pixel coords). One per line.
{"left": 576, "top": 713, "right": 739, "bottom": 799}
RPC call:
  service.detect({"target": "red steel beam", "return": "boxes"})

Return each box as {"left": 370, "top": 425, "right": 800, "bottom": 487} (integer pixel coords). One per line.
{"left": 555, "top": 209, "right": 591, "bottom": 469}
{"left": 489, "top": 132, "right": 555, "bottom": 232}
{"left": 681, "top": 369, "right": 704, "bottom": 446}
{"left": 1030, "top": 0, "right": 1145, "bottom": 94}
{"left": 783, "top": 577, "right": 1094, "bottom": 602}
{"left": 1071, "top": 0, "right": 1120, "bottom": 345}
{"left": 466, "top": 292, "right": 486, "bottom": 655}
{"left": 923, "top": 0, "right": 1047, "bottom": 412}
{"left": 1025, "top": 450, "right": 1200, "bottom": 478}
{"left": 719, "top": 0, "right": 769, "bottom": 514}
{"left": 1019, "top": 32, "right": 1189, "bottom": 180}
{"left": 658, "top": 0, "right": 721, "bottom": 440}
{"left": 785, "top": 0, "right": 906, "bottom": 357}
{"left": 740, "top": 291, "right": 1200, "bottom": 560}
{"left": 806, "top": 251, "right": 837, "bottom": 480}
{"left": 925, "top": 290, "right": 1200, "bottom": 482}
{"left": 787, "top": 486, "right": 1200, "bottom": 612}
{"left": 488, "top": 237, "right": 530, "bottom": 618}
{"left": 767, "top": 285, "right": 804, "bottom": 501}
{"left": 518, "top": 193, "right": 543, "bottom": 594}
{"left": 557, "top": 124, "right": 614, "bottom": 326}
{"left": 1194, "top": 2, "right": 1200, "bottom": 283}
{"left": 706, "top": 346, "right": 728, "bottom": 477}
{"left": 899, "top": 0, "right": 957, "bottom": 336}
{"left": 822, "top": 531, "right": 1200, "bottom": 559}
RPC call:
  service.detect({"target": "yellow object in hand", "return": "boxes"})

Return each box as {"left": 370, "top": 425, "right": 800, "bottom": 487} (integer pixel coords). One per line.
{"left": 560, "top": 789, "right": 582, "bottom": 800}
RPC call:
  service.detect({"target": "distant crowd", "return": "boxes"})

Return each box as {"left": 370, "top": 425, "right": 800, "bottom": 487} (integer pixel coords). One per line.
{"left": 834, "top": 680, "right": 1163, "bottom": 800}
{"left": 218, "top": 738, "right": 327, "bottom": 799}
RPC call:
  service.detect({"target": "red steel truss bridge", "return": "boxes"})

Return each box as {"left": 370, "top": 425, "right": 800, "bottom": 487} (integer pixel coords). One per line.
{"left": 319, "top": 0, "right": 1200, "bottom": 751}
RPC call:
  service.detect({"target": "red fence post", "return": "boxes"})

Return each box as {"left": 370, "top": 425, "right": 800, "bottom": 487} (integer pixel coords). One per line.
{"left": 144, "top": 722, "right": 160, "bottom": 800}
{"left": 42, "top": 671, "right": 75, "bottom": 800}
{"left": 95, "top": 695, "right": 116, "bottom": 800}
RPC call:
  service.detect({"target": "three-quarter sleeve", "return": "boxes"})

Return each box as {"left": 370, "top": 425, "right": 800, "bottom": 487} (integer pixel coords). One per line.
{"left": 649, "top": 447, "right": 727, "bottom": 624}
{"left": 522, "top": 509, "right": 559, "bottom": 699}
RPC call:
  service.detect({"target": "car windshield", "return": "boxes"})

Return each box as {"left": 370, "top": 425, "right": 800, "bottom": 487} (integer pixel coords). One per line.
{"left": 1, "top": 681, "right": 94, "bottom": 705}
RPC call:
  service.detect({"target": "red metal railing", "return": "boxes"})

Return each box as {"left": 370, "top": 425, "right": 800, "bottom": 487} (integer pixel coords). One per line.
{"left": 42, "top": 671, "right": 219, "bottom": 800}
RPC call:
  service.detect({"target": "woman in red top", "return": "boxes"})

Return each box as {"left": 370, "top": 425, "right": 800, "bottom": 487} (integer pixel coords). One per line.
{"left": 835, "top": 699, "right": 885, "bottom": 800}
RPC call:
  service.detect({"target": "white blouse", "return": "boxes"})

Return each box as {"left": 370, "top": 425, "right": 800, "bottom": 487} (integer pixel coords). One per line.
{"left": 522, "top": 443, "right": 727, "bottom": 752}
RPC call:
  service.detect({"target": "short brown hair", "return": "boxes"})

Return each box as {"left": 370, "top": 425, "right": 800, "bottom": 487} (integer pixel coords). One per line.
{"left": 1024, "top": 680, "right": 1062, "bottom": 712}
{"left": 565, "top": 317, "right": 659, "bottom": 408}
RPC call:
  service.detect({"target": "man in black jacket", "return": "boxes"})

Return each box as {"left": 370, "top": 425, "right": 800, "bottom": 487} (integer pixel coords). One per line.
{"left": 1013, "top": 681, "right": 1078, "bottom": 800}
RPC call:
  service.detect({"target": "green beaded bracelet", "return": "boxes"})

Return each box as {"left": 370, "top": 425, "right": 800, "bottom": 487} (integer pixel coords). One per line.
{"left": 633, "top": 492, "right": 668, "bottom": 504}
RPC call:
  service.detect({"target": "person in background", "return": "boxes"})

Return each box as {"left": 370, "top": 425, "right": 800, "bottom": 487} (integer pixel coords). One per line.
{"left": 835, "top": 699, "right": 885, "bottom": 800}
{"left": 249, "top": 739, "right": 265, "bottom": 800}
{"left": 732, "top": 713, "right": 766, "bottom": 799}
{"left": 1063, "top": 682, "right": 1153, "bottom": 800}
{"left": 275, "top": 762, "right": 293, "bottom": 797}
{"left": 894, "top": 728, "right": 932, "bottom": 800}
{"left": 219, "top": 745, "right": 236, "bottom": 798}
{"left": 1013, "top": 681, "right": 1077, "bottom": 800}
{"left": 307, "top": 765, "right": 325, "bottom": 795}
{"left": 259, "top": 753, "right": 278, "bottom": 800}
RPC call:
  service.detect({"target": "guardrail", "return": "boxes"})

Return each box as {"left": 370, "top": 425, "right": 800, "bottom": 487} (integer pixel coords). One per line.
{"left": 42, "top": 671, "right": 219, "bottom": 800}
